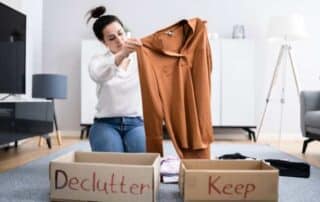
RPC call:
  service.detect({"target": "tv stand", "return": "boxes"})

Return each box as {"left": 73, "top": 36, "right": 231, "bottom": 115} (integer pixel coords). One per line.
{"left": 0, "top": 100, "right": 54, "bottom": 149}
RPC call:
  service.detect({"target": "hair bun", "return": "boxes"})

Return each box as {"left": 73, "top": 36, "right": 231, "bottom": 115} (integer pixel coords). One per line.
{"left": 91, "top": 6, "right": 106, "bottom": 18}
{"left": 86, "top": 6, "right": 106, "bottom": 23}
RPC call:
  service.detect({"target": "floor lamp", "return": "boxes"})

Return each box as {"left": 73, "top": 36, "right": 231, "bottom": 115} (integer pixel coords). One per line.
{"left": 256, "top": 14, "right": 308, "bottom": 140}
{"left": 32, "top": 74, "right": 67, "bottom": 146}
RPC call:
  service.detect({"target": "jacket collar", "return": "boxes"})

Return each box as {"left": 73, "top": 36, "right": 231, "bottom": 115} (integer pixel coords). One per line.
{"left": 142, "top": 18, "right": 202, "bottom": 57}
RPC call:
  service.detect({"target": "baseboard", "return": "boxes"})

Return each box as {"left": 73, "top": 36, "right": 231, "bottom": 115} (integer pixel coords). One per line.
{"left": 257, "top": 132, "right": 304, "bottom": 141}
{"left": 55, "top": 130, "right": 305, "bottom": 141}
{"left": 55, "top": 130, "right": 82, "bottom": 137}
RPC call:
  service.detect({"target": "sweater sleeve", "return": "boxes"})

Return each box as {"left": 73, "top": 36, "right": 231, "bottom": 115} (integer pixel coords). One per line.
{"left": 88, "top": 53, "right": 117, "bottom": 83}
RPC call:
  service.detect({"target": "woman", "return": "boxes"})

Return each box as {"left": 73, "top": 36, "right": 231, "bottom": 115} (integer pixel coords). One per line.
{"left": 86, "top": 6, "right": 145, "bottom": 152}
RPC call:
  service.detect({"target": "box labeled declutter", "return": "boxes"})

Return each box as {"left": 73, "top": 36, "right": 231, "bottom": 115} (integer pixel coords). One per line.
{"left": 179, "top": 160, "right": 278, "bottom": 202}
{"left": 49, "top": 151, "right": 160, "bottom": 202}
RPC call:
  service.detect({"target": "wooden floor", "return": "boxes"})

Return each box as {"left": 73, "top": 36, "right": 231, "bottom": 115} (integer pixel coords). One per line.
{"left": 0, "top": 131, "right": 320, "bottom": 173}
{"left": 0, "top": 135, "right": 84, "bottom": 172}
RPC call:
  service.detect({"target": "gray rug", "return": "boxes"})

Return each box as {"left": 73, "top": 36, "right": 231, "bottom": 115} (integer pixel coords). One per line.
{"left": 0, "top": 141, "right": 319, "bottom": 202}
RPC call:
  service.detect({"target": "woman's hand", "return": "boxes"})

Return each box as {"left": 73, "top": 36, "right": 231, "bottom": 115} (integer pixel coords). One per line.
{"left": 124, "top": 38, "right": 142, "bottom": 53}
{"left": 115, "top": 38, "right": 142, "bottom": 66}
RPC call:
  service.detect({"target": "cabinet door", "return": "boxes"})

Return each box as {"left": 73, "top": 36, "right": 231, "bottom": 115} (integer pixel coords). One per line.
{"left": 209, "top": 39, "right": 221, "bottom": 126}
{"left": 221, "top": 39, "right": 255, "bottom": 126}
{"left": 81, "top": 40, "right": 106, "bottom": 125}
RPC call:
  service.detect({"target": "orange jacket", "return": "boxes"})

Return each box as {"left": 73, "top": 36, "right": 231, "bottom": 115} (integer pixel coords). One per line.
{"left": 137, "top": 18, "right": 214, "bottom": 158}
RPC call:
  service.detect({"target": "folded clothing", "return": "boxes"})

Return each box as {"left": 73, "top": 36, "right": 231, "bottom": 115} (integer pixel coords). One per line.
{"left": 160, "top": 156, "right": 180, "bottom": 177}
{"left": 264, "top": 159, "right": 310, "bottom": 178}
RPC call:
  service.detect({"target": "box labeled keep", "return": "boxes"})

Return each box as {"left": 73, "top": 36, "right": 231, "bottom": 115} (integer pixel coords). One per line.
{"left": 49, "top": 151, "right": 160, "bottom": 202}
{"left": 179, "top": 160, "right": 278, "bottom": 202}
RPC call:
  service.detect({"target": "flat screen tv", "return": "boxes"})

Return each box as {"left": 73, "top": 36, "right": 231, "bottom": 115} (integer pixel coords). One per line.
{"left": 0, "top": 2, "right": 26, "bottom": 94}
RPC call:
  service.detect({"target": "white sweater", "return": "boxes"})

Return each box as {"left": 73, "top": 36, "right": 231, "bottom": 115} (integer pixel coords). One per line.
{"left": 88, "top": 51, "right": 143, "bottom": 118}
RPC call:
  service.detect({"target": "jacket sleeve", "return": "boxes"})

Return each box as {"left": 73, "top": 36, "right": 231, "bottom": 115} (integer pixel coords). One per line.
{"left": 88, "top": 54, "right": 117, "bottom": 83}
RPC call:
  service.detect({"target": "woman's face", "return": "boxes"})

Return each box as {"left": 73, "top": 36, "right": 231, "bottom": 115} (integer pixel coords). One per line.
{"left": 102, "top": 21, "right": 127, "bottom": 54}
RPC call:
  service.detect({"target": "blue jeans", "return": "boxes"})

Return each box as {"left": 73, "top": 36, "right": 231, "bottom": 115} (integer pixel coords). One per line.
{"left": 89, "top": 117, "right": 146, "bottom": 152}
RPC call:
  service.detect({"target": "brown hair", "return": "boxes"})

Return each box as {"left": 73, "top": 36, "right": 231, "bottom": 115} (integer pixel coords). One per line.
{"left": 86, "top": 6, "right": 124, "bottom": 41}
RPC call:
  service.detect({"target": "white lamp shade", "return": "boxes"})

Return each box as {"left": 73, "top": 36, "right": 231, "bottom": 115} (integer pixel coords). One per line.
{"left": 268, "top": 14, "right": 308, "bottom": 41}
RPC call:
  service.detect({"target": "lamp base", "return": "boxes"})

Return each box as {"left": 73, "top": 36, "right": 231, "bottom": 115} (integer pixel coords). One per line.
{"left": 256, "top": 44, "right": 300, "bottom": 141}
{"left": 38, "top": 99, "right": 63, "bottom": 147}
{"left": 38, "top": 134, "right": 52, "bottom": 149}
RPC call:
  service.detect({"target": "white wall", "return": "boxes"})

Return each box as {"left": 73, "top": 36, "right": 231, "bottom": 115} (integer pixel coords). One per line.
{"left": 42, "top": 0, "right": 320, "bottom": 138}
{"left": 42, "top": 0, "right": 106, "bottom": 132}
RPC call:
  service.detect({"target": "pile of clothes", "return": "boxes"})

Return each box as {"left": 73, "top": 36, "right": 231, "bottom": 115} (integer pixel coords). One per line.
{"left": 159, "top": 153, "right": 310, "bottom": 184}
{"left": 218, "top": 153, "right": 310, "bottom": 178}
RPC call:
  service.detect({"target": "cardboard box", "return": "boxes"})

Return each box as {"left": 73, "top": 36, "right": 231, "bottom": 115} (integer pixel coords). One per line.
{"left": 49, "top": 151, "right": 160, "bottom": 202}
{"left": 179, "top": 160, "right": 278, "bottom": 202}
